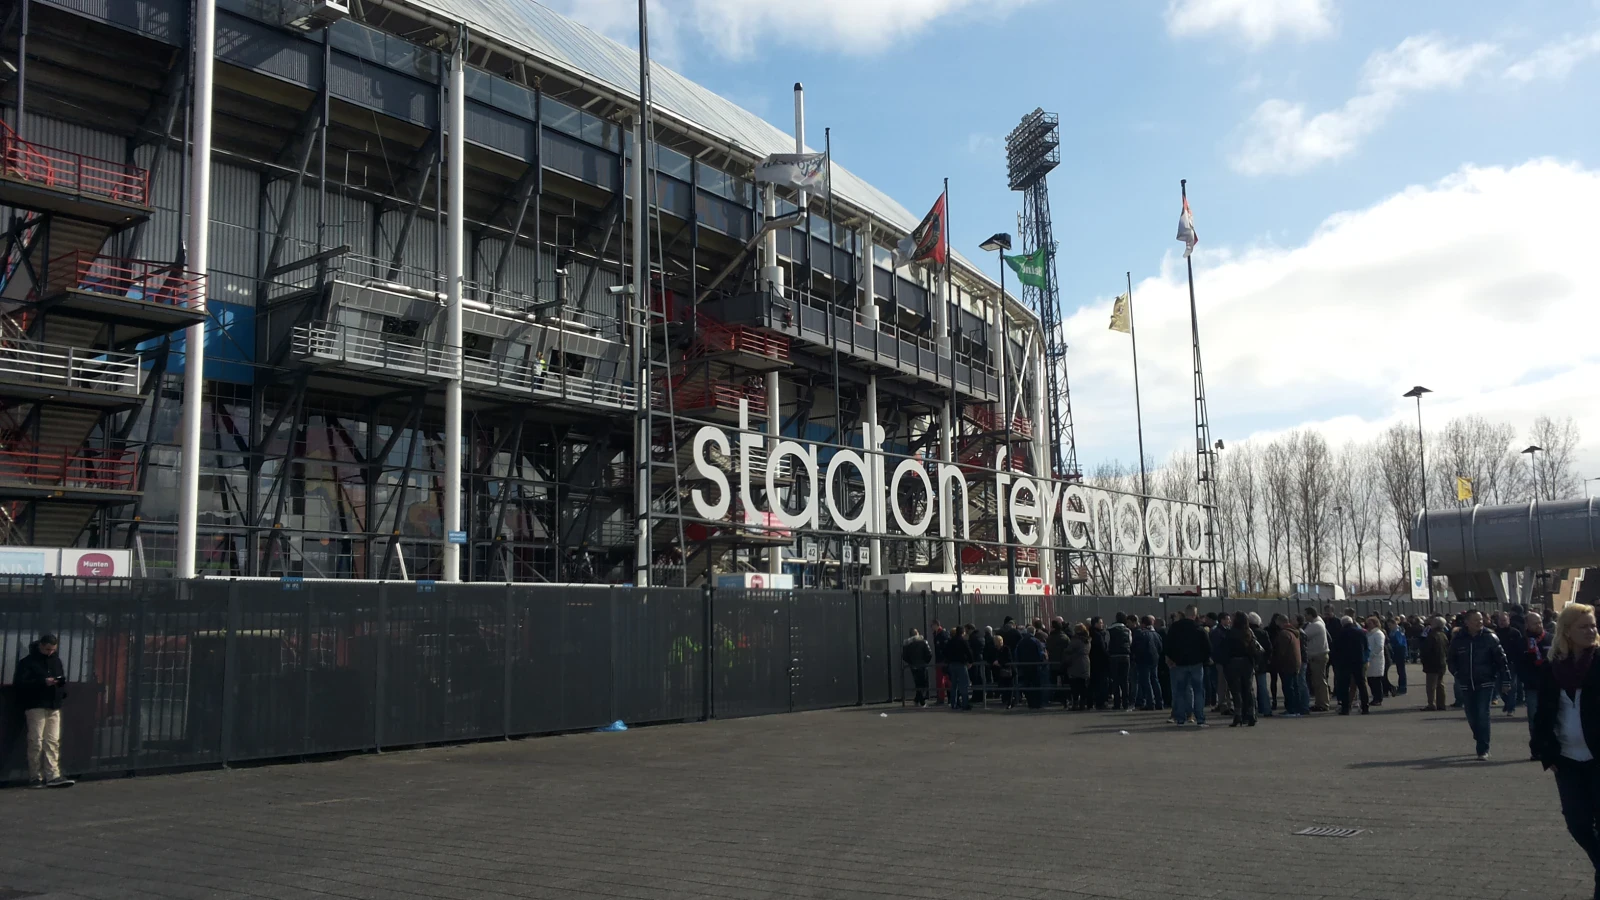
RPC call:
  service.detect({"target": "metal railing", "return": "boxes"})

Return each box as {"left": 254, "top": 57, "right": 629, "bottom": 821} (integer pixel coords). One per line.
{"left": 0, "top": 121, "right": 150, "bottom": 206}
{"left": 46, "top": 252, "right": 205, "bottom": 309}
{"left": 0, "top": 442, "right": 137, "bottom": 491}
{"left": 293, "top": 322, "right": 459, "bottom": 379}
{"left": 0, "top": 339, "right": 141, "bottom": 395}
{"left": 790, "top": 289, "right": 997, "bottom": 379}
{"left": 462, "top": 354, "right": 637, "bottom": 410}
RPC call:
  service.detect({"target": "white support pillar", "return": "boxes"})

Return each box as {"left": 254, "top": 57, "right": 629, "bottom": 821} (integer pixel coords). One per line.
{"left": 766, "top": 371, "right": 782, "bottom": 576}
{"left": 939, "top": 401, "right": 955, "bottom": 575}
{"left": 175, "top": 0, "right": 215, "bottom": 579}
{"left": 442, "top": 28, "right": 465, "bottom": 582}
{"left": 862, "top": 219, "right": 883, "bottom": 577}
{"left": 631, "top": 115, "right": 650, "bottom": 587}
{"left": 792, "top": 82, "right": 807, "bottom": 210}
{"left": 1033, "top": 344, "right": 1055, "bottom": 588}
{"left": 760, "top": 186, "right": 783, "bottom": 297}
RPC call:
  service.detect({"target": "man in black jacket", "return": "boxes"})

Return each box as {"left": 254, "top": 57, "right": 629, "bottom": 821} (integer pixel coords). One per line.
{"left": 1107, "top": 613, "right": 1134, "bottom": 711}
{"left": 902, "top": 629, "right": 933, "bottom": 707}
{"left": 1331, "top": 616, "right": 1371, "bottom": 715}
{"left": 1088, "top": 617, "right": 1111, "bottom": 709}
{"left": 943, "top": 625, "right": 974, "bottom": 710}
{"left": 1451, "top": 610, "right": 1508, "bottom": 760}
{"left": 14, "top": 633, "right": 73, "bottom": 788}
{"left": 1165, "top": 605, "right": 1211, "bottom": 726}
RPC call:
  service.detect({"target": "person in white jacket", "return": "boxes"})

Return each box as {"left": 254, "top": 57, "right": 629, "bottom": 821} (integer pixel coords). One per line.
{"left": 1365, "top": 616, "right": 1389, "bottom": 706}
{"left": 1301, "top": 607, "right": 1330, "bottom": 711}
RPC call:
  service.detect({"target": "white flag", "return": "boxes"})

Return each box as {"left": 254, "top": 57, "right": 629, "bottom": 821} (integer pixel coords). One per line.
{"left": 754, "top": 152, "right": 827, "bottom": 191}
{"left": 1176, "top": 196, "right": 1198, "bottom": 258}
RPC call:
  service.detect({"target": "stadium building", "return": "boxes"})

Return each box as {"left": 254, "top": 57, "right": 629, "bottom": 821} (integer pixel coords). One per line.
{"left": 0, "top": 0, "right": 1068, "bottom": 587}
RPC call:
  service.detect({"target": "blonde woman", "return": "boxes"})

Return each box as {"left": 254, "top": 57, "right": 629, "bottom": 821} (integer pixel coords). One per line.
{"left": 1364, "top": 616, "right": 1388, "bottom": 706}
{"left": 1531, "top": 603, "right": 1600, "bottom": 900}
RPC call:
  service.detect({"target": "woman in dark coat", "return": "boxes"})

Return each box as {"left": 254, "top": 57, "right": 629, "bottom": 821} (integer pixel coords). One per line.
{"left": 1220, "top": 612, "right": 1262, "bottom": 727}
{"left": 1531, "top": 603, "right": 1600, "bottom": 900}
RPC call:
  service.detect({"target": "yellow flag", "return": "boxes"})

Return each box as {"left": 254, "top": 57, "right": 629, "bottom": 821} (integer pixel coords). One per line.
{"left": 1109, "top": 293, "right": 1131, "bottom": 333}
{"left": 1456, "top": 476, "right": 1473, "bottom": 502}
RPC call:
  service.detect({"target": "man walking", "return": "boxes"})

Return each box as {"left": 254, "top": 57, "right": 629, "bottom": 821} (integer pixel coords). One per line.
{"left": 1449, "top": 610, "right": 1508, "bottom": 760}
{"left": 1516, "top": 611, "right": 1553, "bottom": 754}
{"left": 1165, "top": 605, "right": 1211, "bottom": 727}
{"left": 1301, "top": 606, "right": 1330, "bottom": 712}
{"left": 1495, "top": 611, "right": 1524, "bottom": 716}
{"left": 15, "top": 633, "right": 74, "bottom": 788}
{"left": 1107, "top": 613, "right": 1133, "bottom": 711}
{"left": 1387, "top": 618, "right": 1409, "bottom": 695}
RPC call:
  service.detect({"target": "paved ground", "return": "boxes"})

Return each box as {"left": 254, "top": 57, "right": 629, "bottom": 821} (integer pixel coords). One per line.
{"left": 0, "top": 683, "right": 1587, "bottom": 900}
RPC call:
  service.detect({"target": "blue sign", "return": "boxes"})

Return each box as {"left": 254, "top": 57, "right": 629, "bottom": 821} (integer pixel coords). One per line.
{"left": 447, "top": 531, "right": 467, "bottom": 545}
{"left": 281, "top": 575, "right": 303, "bottom": 592}
{"left": 417, "top": 580, "right": 437, "bottom": 593}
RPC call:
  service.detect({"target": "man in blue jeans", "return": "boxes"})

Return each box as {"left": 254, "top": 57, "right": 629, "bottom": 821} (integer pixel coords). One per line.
{"left": 1131, "top": 615, "right": 1165, "bottom": 710}
{"left": 1165, "top": 604, "right": 1212, "bottom": 727}
{"left": 1449, "top": 610, "right": 1508, "bottom": 760}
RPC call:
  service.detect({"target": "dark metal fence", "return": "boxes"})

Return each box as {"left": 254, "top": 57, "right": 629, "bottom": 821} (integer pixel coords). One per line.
{"left": 0, "top": 578, "right": 1483, "bottom": 781}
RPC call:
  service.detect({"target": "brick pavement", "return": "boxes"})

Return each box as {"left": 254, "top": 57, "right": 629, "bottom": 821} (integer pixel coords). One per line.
{"left": 0, "top": 684, "right": 1586, "bottom": 900}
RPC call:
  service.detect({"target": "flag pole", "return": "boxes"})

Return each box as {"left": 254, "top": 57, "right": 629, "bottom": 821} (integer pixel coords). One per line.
{"left": 1180, "top": 178, "right": 1218, "bottom": 595}
{"left": 943, "top": 176, "right": 962, "bottom": 595}
{"left": 826, "top": 127, "right": 844, "bottom": 588}
{"left": 1127, "top": 270, "right": 1151, "bottom": 595}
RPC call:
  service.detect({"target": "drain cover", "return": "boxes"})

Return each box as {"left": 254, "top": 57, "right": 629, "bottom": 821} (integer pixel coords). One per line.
{"left": 1294, "top": 826, "right": 1364, "bottom": 838}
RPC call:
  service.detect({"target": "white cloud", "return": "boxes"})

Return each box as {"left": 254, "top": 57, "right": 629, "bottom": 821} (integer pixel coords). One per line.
{"left": 1065, "top": 160, "right": 1600, "bottom": 479}
{"left": 1504, "top": 28, "right": 1600, "bottom": 82}
{"left": 1165, "top": 0, "right": 1335, "bottom": 47}
{"left": 543, "top": 0, "right": 1040, "bottom": 59}
{"left": 1231, "top": 34, "right": 1498, "bottom": 175}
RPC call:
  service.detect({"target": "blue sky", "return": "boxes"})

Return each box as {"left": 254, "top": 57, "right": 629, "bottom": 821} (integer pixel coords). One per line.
{"left": 551, "top": 0, "right": 1600, "bottom": 472}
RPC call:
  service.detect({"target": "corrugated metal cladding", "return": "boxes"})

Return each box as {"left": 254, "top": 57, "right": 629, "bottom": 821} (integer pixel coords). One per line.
{"left": 216, "top": 10, "right": 320, "bottom": 87}
{"left": 407, "top": 0, "right": 997, "bottom": 285}
{"left": 20, "top": 113, "right": 122, "bottom": 165}
{"left": 329, "top": 55, "right": 435, "bottom": 126}
{"left": 39, "top": 0, "right": 180, "bottom": 42}
{"left": 374, "top": 210, "right": 441, "bottom": 290}
{"left": 466, "top": 102, "right": 532, "bottom": 161}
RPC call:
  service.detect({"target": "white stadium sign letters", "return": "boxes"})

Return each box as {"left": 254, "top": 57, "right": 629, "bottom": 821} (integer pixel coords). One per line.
{"left": 687, "top": 403, "right": 1208, "bottom": 560}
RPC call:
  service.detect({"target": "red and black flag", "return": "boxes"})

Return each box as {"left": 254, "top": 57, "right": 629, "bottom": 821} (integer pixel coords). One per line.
{"left": 895, "top": 192, "right": 947, "bottom": 267}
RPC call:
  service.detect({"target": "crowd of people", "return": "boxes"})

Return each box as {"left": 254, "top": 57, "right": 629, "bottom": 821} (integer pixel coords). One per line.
{"left": 899, "top": 602, "right": 1561, "bottom": 750}
{"left": 903, "top": 600, "right": 1600, "bottom": 899}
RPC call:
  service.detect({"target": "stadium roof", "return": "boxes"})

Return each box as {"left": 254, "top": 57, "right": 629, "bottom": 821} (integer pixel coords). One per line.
{"left": 397, "top": 0, "right": 1027, "bottom": 320}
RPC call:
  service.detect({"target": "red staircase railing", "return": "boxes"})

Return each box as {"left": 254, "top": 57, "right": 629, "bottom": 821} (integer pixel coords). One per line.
{"left": 691, "top": 314, "right": 790, "bottom": 364}
{"left": 48, "top": 251, "right": 206, "bottom": 309}
{"left": 963, "top": 404, "right": 1033, "bottom": 438}
{"left": 0, "top": 442, "right": 137, "bottom": 491}
{"left": 0, "top": 121, "right": 150, "bottom": 206}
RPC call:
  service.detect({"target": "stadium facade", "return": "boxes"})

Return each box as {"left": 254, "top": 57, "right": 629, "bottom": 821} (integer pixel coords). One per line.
{"left": 0, "top": 0, "right": 1214, "bottom": 590}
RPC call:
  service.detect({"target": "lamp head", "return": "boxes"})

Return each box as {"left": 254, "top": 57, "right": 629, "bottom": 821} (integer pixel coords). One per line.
{"left": 1214, "top": 439, "right": 1225, "bottom": 450}
{"left": 1402, "top": 386, "right": 1432, "bottom": 399}
{"left": 979, "top": 233, "right": 1012, "bottom": 253}
{"left": 1522, "top": 445, "right": 1544, "bottom": 455}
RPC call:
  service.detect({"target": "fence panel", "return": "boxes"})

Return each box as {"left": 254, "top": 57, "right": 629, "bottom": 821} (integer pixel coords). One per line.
{"left": 790, "top": 590, "right": 858, "bottom": 712}
{"left": 508, "top": 586, "right": 614, "bottom": 735}
{"left": 613, "top": 587, "right": 704, "bottom": 725}
{"left": 859, "top": 591, "right": 892, "bottom": 704}
{"left": 710, "top": 589, "right": 789, "bottom": 718}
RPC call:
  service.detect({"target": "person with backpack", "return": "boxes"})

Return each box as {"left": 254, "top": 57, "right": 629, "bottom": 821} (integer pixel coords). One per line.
{"left": 1107, "top": 613, "right": 1134, "bottom": 711}
{"left": 1387, "top": 618, "right": 1409, "bottom": 696}
{"left": 1422, "top": 616, "right": 1452, "bottom": 710}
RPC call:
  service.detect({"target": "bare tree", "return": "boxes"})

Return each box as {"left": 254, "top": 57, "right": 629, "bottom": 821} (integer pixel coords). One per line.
{"left": 1290, "top": 431, "right": 1334, "bottom": 585}
{"left": 1377, "top": 422, "right": 1421, "bottom": 581}
{"left": 1434, "top": 415, "right": 1519, "bottom": 507}
{"left": 1528, "top": 415, "right": 1582, "bottom": 500}
{"left": 1261, "top": 439, "right": 1294, "bottom": 594}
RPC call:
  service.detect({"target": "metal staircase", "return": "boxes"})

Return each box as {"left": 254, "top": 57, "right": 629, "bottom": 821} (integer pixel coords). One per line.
{"left": 0, "top": 120, "right": 200, "bottom": 549}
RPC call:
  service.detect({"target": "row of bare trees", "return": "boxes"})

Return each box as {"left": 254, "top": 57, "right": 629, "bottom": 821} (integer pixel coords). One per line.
{"left": 1082, "top": 415, "right": 1583, "bottom": 597}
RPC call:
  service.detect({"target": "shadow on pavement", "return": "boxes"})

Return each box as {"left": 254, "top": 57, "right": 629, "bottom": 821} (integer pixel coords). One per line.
{"left": 1347, "top": 755, "right": 1528, "bottom": 770}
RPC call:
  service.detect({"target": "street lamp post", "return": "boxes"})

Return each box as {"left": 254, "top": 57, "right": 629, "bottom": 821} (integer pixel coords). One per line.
{"left": 1213, "top": 439, "right": 1227, "bottom": 596}
{"left": 1586, "top": 476, "right": 1600, "bottom": 500}
{"left": 1333, "top": 503, "right": 1348, "bottom": 597}
{"left": 1522, "top": 445, "right": 1544, "bottom": 501}
{"left": 980, "top": 232, "right": 1015, "bottom": 595}
{"left": 1403, "top": 386, "right": 1434, "bottom": 612}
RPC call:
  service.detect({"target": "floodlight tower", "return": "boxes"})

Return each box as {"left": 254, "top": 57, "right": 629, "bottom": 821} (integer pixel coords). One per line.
{"left": 1005, "top": 110, "right": 1077, "bottom": 482}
